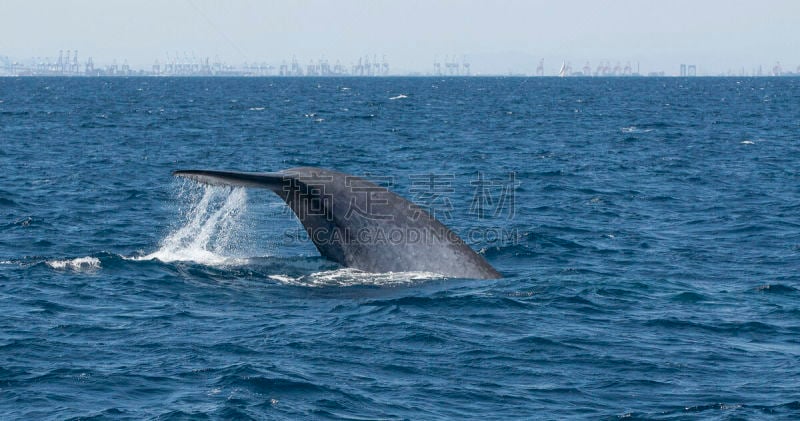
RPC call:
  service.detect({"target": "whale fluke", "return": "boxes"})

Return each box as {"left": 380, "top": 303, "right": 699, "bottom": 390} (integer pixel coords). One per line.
{"left": 173, "top": 167, "right": 501, "bottom": 279}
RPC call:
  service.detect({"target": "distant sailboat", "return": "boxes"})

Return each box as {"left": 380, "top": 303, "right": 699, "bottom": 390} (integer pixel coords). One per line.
{"left": 559, "top": 61, "right": 567, "bottom": 77}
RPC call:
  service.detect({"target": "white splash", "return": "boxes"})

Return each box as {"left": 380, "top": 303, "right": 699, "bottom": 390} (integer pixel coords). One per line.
{"left": 389, "top": 94, "right": 408, "bottom": 100}
{"left": 46, "top": 257, "right": 101, "bottom": 271}
{"left": 269, "top": 268, "right": 444, "bottom": 287}
{"left": 138, "top": 185, "right": 250, "bottom": 266}
{"left": 621, "top": 126, "right": 653, "bottom": 133}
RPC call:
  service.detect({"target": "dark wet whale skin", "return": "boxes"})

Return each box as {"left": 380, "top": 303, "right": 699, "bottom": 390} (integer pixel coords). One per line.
{"left": 173, "top": 167, "right": 502, "bottom": 279}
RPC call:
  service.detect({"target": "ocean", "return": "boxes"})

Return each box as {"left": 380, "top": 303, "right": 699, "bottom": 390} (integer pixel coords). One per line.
{"left": 1, "top": 76, "right": 799, "bottom": 419}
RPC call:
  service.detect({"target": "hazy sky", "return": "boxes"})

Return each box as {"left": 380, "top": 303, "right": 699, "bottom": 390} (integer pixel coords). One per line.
{"left": 1, "top": 0, "right": 797, "bottom": 75}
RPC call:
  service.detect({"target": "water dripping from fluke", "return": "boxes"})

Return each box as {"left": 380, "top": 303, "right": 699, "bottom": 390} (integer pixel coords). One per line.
{"left": 135, "top": 184, "right": 252, "bottom": 266}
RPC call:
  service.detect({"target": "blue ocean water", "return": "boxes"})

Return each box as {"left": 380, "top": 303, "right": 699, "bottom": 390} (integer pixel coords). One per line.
{"left": 1, "top": 76, "right": 799, "bottom": 419}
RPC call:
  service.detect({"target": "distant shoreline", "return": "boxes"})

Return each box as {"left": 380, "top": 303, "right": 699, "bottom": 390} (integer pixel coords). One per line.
{"left": 2, "top": 74, "right": 800, "bottom": 78}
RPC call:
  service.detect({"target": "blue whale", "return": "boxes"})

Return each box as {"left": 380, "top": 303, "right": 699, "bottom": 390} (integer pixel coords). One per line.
{"left": 173, "top": 167, "right": 501, "bottom": 279}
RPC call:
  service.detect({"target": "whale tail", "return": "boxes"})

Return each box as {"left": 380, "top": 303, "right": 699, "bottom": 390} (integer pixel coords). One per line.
{"left": 173, "top": 167, "right": 502, "bottom": 279}
{"left": 172, "top": 169, "right": 286, "bottom": 191}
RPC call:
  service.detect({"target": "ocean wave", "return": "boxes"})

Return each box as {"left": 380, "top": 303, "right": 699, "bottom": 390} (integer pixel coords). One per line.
{"left": 219, "top": 374, "right": 327, "bottom": 394}
{"left": 671, "top": 291, "right": 709, "bottom": 303}
{"left": 632, "top": 401, "right": 800, "bottom": 419}
{"left": 621, "top": 126, "right": 654, "bottom": 133}
{"left": 511, "top": 335, "right": 584, "bottom": 350}
{"left": 645, "top": 318, "right": 779, "bottom": 335}
{"left": 45, "top": 256, "right": 101, "bottom": 271}
{"left": 4, "top": 216, "right": 36, "bottom": 228}
{"left": 5, "top": 77, "right": 800, "bottom": 419}
{"left": 63, "top": 408, "right": 128, "bottom": 420}
{"left": 755, "top": 284, "right": 797, "bottom": 294}
{"left": 269, "top": 268, "right": 443, "bottom": 287}
{"left": 132, "top": 249, "right": 249, "bottom": 267}
{"left": 362, "top": 293, "right": 531, "bottom": 311}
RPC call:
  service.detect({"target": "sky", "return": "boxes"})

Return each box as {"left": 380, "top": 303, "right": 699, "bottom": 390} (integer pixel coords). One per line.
{"left": 1, "top": 0, "right": 798, "bottom": 75}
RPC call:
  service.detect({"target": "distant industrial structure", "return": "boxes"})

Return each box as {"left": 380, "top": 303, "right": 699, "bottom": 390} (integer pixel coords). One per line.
{"left": 1, "top": 49, "right": 799, "bottom": 77}
{"left": 2, "top": 49, "right": 144, "bottom": 76}
{"left": 2, "top": 50, "right": 92, "bottom": 76}
{"left": 539, "top": 59, "right": 800, "bottom": 77}
{"left": 149, "top": 52, "right": 239, "bottom": 76}
{"left": 0, "top": 50, "right": 391, "bottom": 77}
{"left": 555, "top": 60, "right": 640, "bottom": 77}
{"left": 351, "top": 55, "right": 390, "bottom": 76}
{"left": 432, "top": 55, "right": 470, "bottom": 76}
{"left": 679, "top": 64, "right": 697, "bottom": 77}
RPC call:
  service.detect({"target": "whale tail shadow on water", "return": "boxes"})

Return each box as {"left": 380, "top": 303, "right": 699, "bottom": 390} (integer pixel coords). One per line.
{"left": 173, "top": 167, "right": 501, "bottom": 279}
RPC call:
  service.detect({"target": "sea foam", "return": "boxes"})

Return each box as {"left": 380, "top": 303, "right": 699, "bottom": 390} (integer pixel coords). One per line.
{"left": 46, "top": 256, "right": 101, "bottom": 271}
{"left": 269, "top": 268, "right": 443, "bottom": 287}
